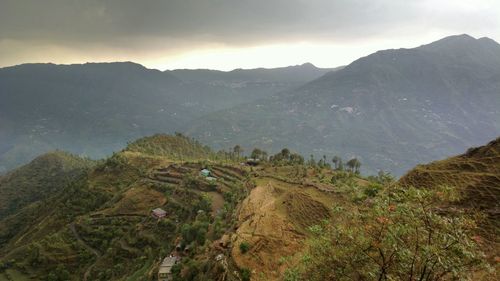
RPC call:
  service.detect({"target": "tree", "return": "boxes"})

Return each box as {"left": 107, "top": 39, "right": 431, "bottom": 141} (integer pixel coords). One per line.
{"left": 281, "top": 148, "right": 291, "bottom": 160}
{"left": 308, "top": 155, "right": 316, "bottom": 167}
{"left": 250, "top": 148, "right": 262, "bottom": 159}
{"left": 233, "top": 145, "right": 243, "bottom": 159}
{"left": 346, "top": 158, "right": 361, "bottom": 173}
{"left": 337, "top": 159, "right": 344, "bottom": 171}
{"left": 290, "top": 153, "right": 304, "bottom": 165}
{"left": 261, "top": 151, "right": 268, "bottom": 161}
{"left": 332, "top": 156, "right": 341, "bottom": 170}
{"left": 297, "top": 186, "right": 488, "bottom": 281}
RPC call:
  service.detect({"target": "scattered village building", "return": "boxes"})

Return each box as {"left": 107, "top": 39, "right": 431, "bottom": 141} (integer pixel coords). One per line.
{"left": 215, "top": 254, "right": 224, "bottom": 261}
{"left": 200, "top": 169, "right": 211, "bottom": 177}
{"left": 152, "top": 208, "right": 167, "bottom": 219}
{"left": 158, "top": 256, "right": 178, "bottom": 281}
{"left": 245, "top": 158, "right": 260, "bottom": 166}
{"left": 206, "top": 176, "right": 217, "bottom": 181}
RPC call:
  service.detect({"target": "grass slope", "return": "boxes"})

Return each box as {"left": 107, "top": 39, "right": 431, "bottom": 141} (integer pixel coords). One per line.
{"left": 399, "top": 137, "right": 500, "bottom": 255}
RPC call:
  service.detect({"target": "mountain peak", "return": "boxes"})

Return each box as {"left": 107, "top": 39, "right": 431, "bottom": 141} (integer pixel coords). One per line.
{"left": 299, "top": 62, "right": 317, "bottom": 68}
{"left": 419, "top": 34, "right": 500, "bottom": 51}
{"left": 420, "top": 34, "right": 475, "bottom": 48}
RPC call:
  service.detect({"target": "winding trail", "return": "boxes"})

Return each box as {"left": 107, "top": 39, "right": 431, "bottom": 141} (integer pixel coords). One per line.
{"left": 69, "top": 223, "right": 101, "bottom": 281}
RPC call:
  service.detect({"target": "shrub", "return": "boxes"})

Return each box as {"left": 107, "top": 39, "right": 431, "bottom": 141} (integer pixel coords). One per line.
{"left": 363, "top": 182, "right": 382, "bottom": 197}
{"left": 239, "top": 241, "right": 250, "bottom": 254}
{"left": 298, "top": 185, "right": 489, "bottom": 281}
{"left": 240, "top": 268, "right": 251, "bottom": 281}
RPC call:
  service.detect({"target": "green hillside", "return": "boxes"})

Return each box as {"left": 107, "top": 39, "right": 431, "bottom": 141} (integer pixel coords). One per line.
{"left": 0, "top": 135, "right": 250, "bottom": 280}
{"left": 0, "top": 134, "right": 497, "bottom": 280}
{"left": 400, "top": 137, "right": 500, "bottom": 241}
{"left": 124, "top": 134, "right": 215, "bottom": 161}
{"left": 0, "top": 151, "right": 94, "bottom": 220}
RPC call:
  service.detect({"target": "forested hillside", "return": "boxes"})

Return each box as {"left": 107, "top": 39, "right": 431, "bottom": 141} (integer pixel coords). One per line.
{"left": 0, "top": 63, "right": 332, "bottom": 173}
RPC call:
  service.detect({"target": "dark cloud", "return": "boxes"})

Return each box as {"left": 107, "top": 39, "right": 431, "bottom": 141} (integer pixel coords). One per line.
{"left": 0, "top": 0, "right": 499, "bottom": 67}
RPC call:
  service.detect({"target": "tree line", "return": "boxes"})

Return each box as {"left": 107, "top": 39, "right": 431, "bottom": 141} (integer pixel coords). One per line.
{"left": 218, "top": 145, "right": 362, "bottom": 174}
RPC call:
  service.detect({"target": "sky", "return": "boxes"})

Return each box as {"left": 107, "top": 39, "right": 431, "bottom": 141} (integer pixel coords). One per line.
{"left": 0, "top": 0, "right": 499, "bottom": 71}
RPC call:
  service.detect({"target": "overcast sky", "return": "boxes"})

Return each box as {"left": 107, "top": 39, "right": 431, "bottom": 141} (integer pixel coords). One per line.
{"left": 1, "top": 0, "right": 499, "bottom": 70}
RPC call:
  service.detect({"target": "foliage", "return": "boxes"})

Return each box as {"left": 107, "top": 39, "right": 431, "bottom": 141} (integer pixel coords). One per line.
{"left": 330, "top": 171, "right": 355, "bottom": 186}
{"left": 250, "top": 148, "right": 268, "bottom": 160}
{"left": 240, "top": 267, "right": 251, "bottom": 281}
{"left": 297, "top": 185, "right": 488, "bottom": 281}
{"left": 346, "top": 158, "right": 361, "bottom": 174}
{"left": 270, "top": 148, "right": 304, "bottom": 166}
{"left": 239, "top": 241, "right": 251, "bottom": 254}
{"left": 0, "top": 151, "right": 94, "bottom": 220}
{"left": 363, "top": 182, "right": 383, "bottom": 198}
{"left": 181, "top": 221, "right": 209, "bottom": 245}
{"left": 125, "top": 133, "right": 215, "bottom": 161}
{"left": 367, "top": 170, "right": 395, "bottom": 185}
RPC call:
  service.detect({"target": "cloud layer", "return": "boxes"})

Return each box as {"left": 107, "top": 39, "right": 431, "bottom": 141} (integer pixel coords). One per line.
{"left": 1, "top": 0, "right": 499, "bottom": 69}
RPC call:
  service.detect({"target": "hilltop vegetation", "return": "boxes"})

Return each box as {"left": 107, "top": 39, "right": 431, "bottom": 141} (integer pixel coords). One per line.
{"left": 124, "top": 134, "right": 215, "bottom": 161}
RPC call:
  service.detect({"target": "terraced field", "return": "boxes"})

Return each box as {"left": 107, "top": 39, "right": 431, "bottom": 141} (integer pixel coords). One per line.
{"left": 400, "top": 137, "right": 500, "bottom": 258}
{"left": 227, "top": 172, "right": 340, "bottom": 281}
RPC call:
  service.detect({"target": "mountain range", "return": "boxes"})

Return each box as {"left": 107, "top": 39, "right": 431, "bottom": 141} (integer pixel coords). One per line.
{"left": 1, "top": 34, "right": 499, "bottom": 175}
{"left": 187, "top": 34, "right": 500, "bottom": 175}
{"left": 0, "top": 62, "right": 333, "bottom": 172}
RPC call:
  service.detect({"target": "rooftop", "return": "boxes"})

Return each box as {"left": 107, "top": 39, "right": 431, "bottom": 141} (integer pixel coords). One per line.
{"left": 152, "top": 208, "right": 167, "bottom": 215}
{"left": 159, "top": 256, "right": 178, "bottom": 274}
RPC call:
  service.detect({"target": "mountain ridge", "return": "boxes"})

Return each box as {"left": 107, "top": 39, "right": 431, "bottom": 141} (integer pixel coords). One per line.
{"left": 0, "top": 62, "right": 332, "bottom": 173}
{"left": 186, "top": 34, "right": 500, "bottom": 175}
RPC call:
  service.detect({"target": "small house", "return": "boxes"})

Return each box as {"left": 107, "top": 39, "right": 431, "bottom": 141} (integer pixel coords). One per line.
{"left": 215, "top": 254, "right": 224, "bottom": 261}
{"left": 246, "top": 158, "right": 260, "bottom": 166}
{"left": 200, "top": 169, "right": 211, "bottom": 177}
{"left": 158, "top": 256, "right": 178, "bottom": 281}
{"left": 152, "top": 208, "right": 167, "bottom": 219}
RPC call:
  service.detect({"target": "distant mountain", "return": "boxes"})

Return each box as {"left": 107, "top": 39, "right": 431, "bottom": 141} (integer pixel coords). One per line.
{"left": 0, "top": 62, "right": 332, "bottom": 172}
{"left": 171, "top": 63, "right": 339, "bottom": 83}
{"left": 187, "top": 34, "right": 500, "bottom": 175}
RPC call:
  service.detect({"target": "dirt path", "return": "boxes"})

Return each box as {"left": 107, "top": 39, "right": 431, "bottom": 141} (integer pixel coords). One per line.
{"left": 69, "top": 223, "right": 101, "bottom": 281}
